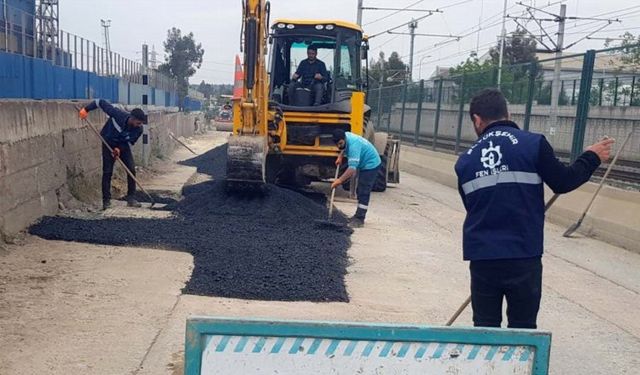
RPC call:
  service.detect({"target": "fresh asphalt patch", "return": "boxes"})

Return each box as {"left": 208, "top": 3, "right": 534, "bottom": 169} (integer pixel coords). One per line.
{"left": 30, "top": 144, "right": 352, "bottom": 302}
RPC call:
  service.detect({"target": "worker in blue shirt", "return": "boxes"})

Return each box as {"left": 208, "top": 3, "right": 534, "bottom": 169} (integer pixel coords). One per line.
{"left": 331, "top": 129, "right": 381, "bottom": 228}
{"left": 79, "top": 99, "right": 147, "bottom": 210}
{"left": 455, "top": 89, "right": 614, "bottom": 329}
{"left": 288, "top": 45, "right": 328, "bottom": 106}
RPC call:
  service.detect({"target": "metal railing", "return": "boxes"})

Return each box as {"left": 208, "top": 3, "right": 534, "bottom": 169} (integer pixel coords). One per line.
{"left": 368, "top": 45, "right": 640, "bottom": 188}
{"left": 0, "top": 3, "right": 175, "bottom": 92}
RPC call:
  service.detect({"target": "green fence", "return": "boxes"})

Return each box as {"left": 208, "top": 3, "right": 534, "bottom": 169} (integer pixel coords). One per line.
{"left": 368, "top": 45, "right": 640, "bottom": 187}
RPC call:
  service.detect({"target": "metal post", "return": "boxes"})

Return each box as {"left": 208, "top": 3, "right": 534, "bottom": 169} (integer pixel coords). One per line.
{"left": 357, "top": 0, "right": 363, "bottom": 25}
{"left": 92, "top": 42, "right": 96, "bottom": 72}
{"left": 408, "top": 20, "right": 417, "bottom": 81}
{"left": 497, "top": 0, "right": 507, "bottom": 86}
{"left": 570, "top": 50, "right": 596, "bottom": 162}
{"left": 523, "top": 63, "right": 538, "bottom": 132}
{"left": 598, "top": 78, "right": 604, "bottom": 106}
{"left": 21, "top": 12, "right": 27, "bottom": 55}
{"left": 549, "top": 4, "right": 566, "bottom": 136}
{"left": 414, "top": 79, "right": 425, "bottom": 146}
{"left": 571, "top": 79, "right": 576, "bottom": 105}
{"left": 376, "top": 72, "right": 384, "bottom": 129}
{"left": 399, "top": 81, "right": 408, "bottom": 138}
{"left": 74, "top": 35, "right": 77, "bottom": 68}
{"left": 631, "top": 76, "right": 636, "bottom": 106}
{"left": 386, "top": 111, "right": 392, "bottom": 133}
{"left": 613, "top": 76, "right": 619, "bottom": 106}
{"left": 66, "top": 31, "right": 70, "bottom": 66}
{"left": 3, "top": 0, "right": 8, "bottom": 51}
{"left": 432, "top": 78, "right": 444, "bottom": 150}
{"left": 454, "top": 75, "right": 466, "bottom": 154}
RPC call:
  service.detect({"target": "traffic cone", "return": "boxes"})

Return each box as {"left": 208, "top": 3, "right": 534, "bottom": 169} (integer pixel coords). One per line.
{"left": 232, "top": 55, "right": 244, "bottom": 99}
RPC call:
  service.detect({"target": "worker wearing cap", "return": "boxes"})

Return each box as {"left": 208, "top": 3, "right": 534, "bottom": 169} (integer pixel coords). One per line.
{"left": 455, "top": 89, "right": 614, "bottom": 329}
{"left": 331, "top": 129, "right": 381, "bottom": 228}
{"left": 79, "top": 99, "right": 147, "bottom": 210}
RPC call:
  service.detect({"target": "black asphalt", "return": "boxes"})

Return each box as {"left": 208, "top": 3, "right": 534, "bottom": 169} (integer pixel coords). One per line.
{"left": 30, "top": 144, "right": 352, "bottom": 302}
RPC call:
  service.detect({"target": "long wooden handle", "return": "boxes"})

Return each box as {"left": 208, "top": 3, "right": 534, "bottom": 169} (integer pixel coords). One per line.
{"left": 81, "top": 115, "right": 155, "bottom": 205}
{"left": 328, "top": 164, "right": 340, "bottom": 217}
{"left": 581, "top": 131, "right": 633, "bottom": 216}
{"left": 445, "top": 296, "right": 471, "bottom": 326}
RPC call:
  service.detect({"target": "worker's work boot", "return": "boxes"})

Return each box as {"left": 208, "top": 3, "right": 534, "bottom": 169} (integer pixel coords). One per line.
{"left": 102, "top": 200, "right": 111, "bottom": 210}
{"left": 348, "top": 217, "right": 364, "bottom": 228}
{"left": 127, "top": 197, "right": 142, "bottom": 208}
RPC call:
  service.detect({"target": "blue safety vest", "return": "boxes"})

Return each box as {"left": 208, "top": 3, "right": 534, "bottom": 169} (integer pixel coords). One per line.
{"left": 455, "top": 121, "right": 545, "bottom": 261}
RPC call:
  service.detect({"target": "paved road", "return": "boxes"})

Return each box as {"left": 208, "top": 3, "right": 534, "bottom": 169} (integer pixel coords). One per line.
{"left": 1, "top": 131, "right": 638, "bottom": 374}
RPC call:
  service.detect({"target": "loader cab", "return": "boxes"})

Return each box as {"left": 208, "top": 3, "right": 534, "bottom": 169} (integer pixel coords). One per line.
{"left": 268, "top": 20, "right": 368, "bottom": 111}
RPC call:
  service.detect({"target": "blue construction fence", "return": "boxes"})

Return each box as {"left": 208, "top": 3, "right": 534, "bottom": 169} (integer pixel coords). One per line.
{"left": 0, "top": 51, "right": 203, "bottom": 109}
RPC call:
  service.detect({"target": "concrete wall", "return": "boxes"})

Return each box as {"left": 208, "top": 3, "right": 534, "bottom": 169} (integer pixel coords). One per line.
{"left": 388, "top": 104, "right": 640, "bottom": 161}
{"left": 400, "top": 144, "right": 640, "bottom": 253}
{"left": 0, "top": 100, "right": 199, "bottom": 241}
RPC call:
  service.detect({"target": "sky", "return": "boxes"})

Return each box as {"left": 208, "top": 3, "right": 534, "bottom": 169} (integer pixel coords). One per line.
{"left": 55, "top": 0, "right": 640, "bottom": 84}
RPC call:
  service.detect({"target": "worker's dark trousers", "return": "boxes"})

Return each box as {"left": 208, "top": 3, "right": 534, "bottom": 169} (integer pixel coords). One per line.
{"left": 469, "top": 257, "right": 542, "bottom": 329}
{"left": 102, "top": 144, "right": 136, "bottom": 202}
{"left": 288, "top": 81, "right": 324, "bottom": 106}
{"left": 354, "top": 166, "right": 380, "bottom": 221}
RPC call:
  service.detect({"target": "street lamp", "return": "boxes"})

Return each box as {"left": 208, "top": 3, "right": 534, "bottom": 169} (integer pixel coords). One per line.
{"left": 417, "top": 55, "right": 432, "bottom": 81}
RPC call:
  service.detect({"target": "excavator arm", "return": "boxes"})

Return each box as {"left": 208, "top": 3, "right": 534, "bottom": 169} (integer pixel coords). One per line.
{"left": 226, "top": 0, "right": 271, "bottom": 189}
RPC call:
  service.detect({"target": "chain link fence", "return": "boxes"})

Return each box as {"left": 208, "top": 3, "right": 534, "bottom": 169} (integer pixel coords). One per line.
{"left": 368, "top": 45, "right": 640, "bottom": 188}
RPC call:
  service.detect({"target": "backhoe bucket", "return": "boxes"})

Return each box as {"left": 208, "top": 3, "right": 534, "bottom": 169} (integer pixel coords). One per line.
{"left": 226, "top": 135, "right": 267, "bottom": 190}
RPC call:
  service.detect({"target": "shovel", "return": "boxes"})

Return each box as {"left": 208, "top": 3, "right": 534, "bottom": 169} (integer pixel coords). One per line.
{"left": 315, "top": 158, "right": 346, "bottom": 230}
{"left": 563, "top": 131, "right": 632, "bottom": 237}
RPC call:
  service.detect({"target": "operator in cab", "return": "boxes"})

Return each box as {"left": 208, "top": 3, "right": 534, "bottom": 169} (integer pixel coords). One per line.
{"left": 288, "top": 45, "right": 328, "bottom": 106}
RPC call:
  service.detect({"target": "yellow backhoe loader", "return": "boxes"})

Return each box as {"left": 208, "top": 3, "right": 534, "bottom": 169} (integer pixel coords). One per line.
{"left": 227, "top": 0, "right": 400, "bottom": 191}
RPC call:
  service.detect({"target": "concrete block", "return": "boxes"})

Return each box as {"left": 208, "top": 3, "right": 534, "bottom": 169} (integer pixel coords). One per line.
{"left": 0, "top": 134, "right": 62, "bottom": 175}
{"left": 0, "top": 189, "right": 58, "bottom": 236}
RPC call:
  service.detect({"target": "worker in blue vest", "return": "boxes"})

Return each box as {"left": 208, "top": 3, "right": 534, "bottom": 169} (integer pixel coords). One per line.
{"left": 79, "top": 99, "right": 147, "bottom": 210}
{"left": 455, "top": 89, "right": 614, "bottom": 329}
{"left": 331, "top": 129, "right": 381, "bottom": 228}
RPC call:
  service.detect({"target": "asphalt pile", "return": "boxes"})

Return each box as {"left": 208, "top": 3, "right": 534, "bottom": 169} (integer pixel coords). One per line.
{"left": 30, "top": 144, "right": 351, "bottom": 302}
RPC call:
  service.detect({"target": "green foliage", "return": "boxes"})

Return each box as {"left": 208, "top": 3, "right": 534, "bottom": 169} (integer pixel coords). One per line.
{"left": 445, "top": 29, "right": 541, "bottom": 105}
{"left": 159, "top": 28, "right": 205, "bottom": 111}
{"left": 194, "top": 81, "right": 233, "bottom": 98}
{"left": 367, "top": 51, "right": 409, "bottom": 115}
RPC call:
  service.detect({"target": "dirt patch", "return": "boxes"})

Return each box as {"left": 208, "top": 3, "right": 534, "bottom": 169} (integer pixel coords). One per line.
{"left": 29, "top": 144, "right": 352, "bottom": 302}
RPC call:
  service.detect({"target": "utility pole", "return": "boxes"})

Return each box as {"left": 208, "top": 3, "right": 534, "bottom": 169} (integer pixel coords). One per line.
{"left": 497, "top": 0, "right": 508, "bottom": 86}
{"left": 150, "top": 44, "right": 158, "bottom": 70}
{"left": 408, "top": 20, "right": 417, "bottom": 82}
{"left": 357, "top": 0, "right": 364, "bottom": 26}
{"left": 100, "top": 19, "right": 111, "bottom": 74}
{"left": 506, "top": 2, "right": 619, "bottom": 137}
{"left": 549, "top": 4, "right": 566, "bottom": 136}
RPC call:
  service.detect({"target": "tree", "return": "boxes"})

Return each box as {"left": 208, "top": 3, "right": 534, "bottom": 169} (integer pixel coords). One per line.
{"left": 159, "top": 28, "right": 205, "bottom": 111}
{"left": 367, "top": 51, "right": 409, "bottom": 115}
{"left": 447, "top": 29, "right": 541, "bottom": 105}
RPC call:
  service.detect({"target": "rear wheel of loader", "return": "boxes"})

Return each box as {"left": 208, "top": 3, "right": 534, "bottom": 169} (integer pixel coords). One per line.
{"left": 226, "top": 135, "right": 267, "bottom": 193}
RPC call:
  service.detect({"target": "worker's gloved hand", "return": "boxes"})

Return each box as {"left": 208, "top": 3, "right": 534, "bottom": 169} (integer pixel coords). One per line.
{"left": 79, "top": 107, "right": 88, "bottom": 120}
{"left": 586, "top": 137, "right": 615, "bottom": 162}
{"left": 330, "top": 179, "right": 341, "bottom": 190}
{"left": 112, "top": 147, "right": 121, "bottom": 159}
